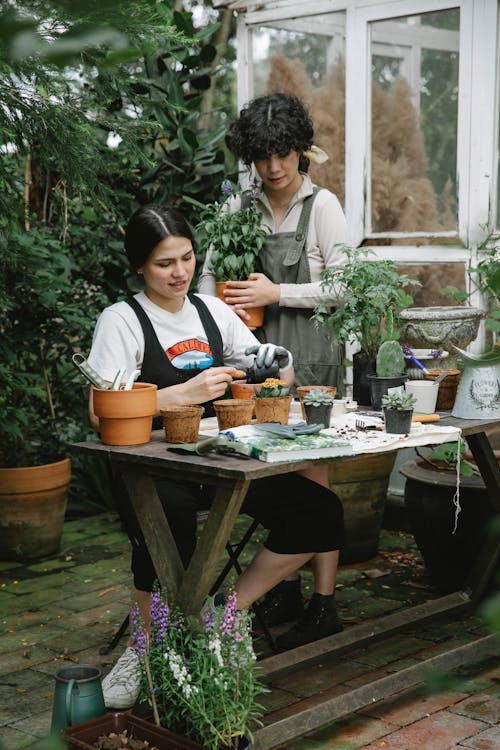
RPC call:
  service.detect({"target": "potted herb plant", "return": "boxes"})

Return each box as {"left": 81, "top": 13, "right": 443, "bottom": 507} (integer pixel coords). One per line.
{"left": 302, "top": 388, "right": 335, "bottom": 427}
{"left": 313, "top": 246, "right": 419, "bottom": 405}
{"left": 194, "top": 181, "right": 270, "bottom": 328}
{"left": 381, "top": 391, "right": 416, "bottom": 434}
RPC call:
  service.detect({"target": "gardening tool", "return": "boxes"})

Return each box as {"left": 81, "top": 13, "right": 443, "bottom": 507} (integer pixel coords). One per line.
{"left": 123, "top": 369, "right": 141, "bottom": 390}
{"left": 110, "top": 367, "right": 126, "bottom": 390}
{"left": 51, "top": 665, "right": 105, "bottom": 733}
{"left": 72, "top": 353, "right": 110, "bottom": 390}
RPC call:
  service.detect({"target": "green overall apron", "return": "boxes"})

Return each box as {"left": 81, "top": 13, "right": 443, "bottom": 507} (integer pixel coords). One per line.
{"left": 254, "top": 188, "right": 344, "bottom": 392}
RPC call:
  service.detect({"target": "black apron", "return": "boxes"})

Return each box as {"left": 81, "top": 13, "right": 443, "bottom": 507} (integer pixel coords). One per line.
{"left": 126, "top": 293, "right": 224, "bottom": 425}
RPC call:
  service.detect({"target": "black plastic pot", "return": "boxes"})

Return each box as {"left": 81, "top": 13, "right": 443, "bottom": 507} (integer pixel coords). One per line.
{"left": 400, "top": 458, "right": 495, "bottom": 594}
{"left": 352, "top": 353, "right": 376, "bottom": 406}
{"left": 383, "top": 407, "right": 413, "bottom": 434}
{"left": 367, "top": 374, "right": 407, "bottom": 410}
{"left": 303, "top": 402, "right": 333, "bottom": 427}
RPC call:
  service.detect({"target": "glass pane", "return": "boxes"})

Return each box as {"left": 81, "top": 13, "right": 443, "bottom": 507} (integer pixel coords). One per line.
{"left": 250, "top": 13, "right": 346, "bottom": 207}
{"left": 369, "top": 8, "right": 460, "bottom": 234}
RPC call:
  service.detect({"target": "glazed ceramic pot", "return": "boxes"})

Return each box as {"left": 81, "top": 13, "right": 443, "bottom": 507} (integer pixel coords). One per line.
{"left": 254, "top": 395, "right": 292, "bottom": 425}
{"left": 51, "top": 665, "right": 105, "bottom": 733}
{"left": 213, "top": 399, "right": 254, "bottom": 430}
{"left": 92, "top": 382, "right": 157, "bottom": 446}
{"left": 161, "top": 405, "right": 204, "bottom": 443}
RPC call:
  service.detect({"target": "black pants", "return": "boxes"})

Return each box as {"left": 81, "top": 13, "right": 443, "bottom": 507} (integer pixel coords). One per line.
{"left": 126, "top": 474, "right": 345, "bottom": 592}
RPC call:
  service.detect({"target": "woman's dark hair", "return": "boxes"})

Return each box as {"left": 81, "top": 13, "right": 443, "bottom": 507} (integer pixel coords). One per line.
{"left": 226, "top": 92, "right": 314, "bottom": 172}
{"left": 124, "top": 204, "right": 195, "bottom": 269}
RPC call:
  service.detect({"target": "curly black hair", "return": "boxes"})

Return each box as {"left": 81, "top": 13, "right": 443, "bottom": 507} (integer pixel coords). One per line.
{"left": 226, "top": 92, "right": 314, "bottom": 172}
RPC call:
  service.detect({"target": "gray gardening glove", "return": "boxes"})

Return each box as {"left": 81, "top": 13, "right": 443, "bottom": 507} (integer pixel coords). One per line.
{"left": 245, "top": 343, "right": 293, "bottom": 370}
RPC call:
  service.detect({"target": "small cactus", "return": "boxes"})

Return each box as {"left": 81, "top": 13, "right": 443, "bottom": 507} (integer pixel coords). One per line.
{"left": 376, "top": 340, "right": 405, "bottom": 377}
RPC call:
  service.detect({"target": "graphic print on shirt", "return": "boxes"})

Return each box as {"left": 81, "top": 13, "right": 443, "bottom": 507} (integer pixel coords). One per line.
{"left": 166, "top": 338, "right": 214, "bottom": 370}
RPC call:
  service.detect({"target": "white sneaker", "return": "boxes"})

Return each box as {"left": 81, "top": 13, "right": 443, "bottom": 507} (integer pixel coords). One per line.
{"left": 101, "top": 646, "right": 141, "bottom": 709}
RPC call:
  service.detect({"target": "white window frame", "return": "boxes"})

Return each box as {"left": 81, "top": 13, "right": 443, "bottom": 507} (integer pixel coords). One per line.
{"left": 234, "top": 0, "right": 499, "bottom": 353}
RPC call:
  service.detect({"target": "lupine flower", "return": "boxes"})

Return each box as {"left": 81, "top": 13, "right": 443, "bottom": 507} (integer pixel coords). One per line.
{"left": 221, "top": 180, "right": 235, "bottom": 196}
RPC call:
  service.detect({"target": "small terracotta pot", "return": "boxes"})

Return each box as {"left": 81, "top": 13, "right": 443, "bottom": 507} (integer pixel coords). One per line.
{"left": 92, "top": 383, "right": 157, "bottom": 446}
{"left": 216, "top": 281, "right": 265, "bottom": 328}
{"left": 229, "top": 381, "right": 262, "bottom": 415}
{"left": 296, "top": 385, "right": 337, "bottom": 420}
{"left": 161, "top": 405, "right": 204, "bottom": 443}
{"left": 423, "top": 368, "right": 461, "bottom": 410}
{"left": 254, "top": 395, "right": 292, "bottom": 425}
{"left": 213, "top": 399, "right": 255, "bottom": 430}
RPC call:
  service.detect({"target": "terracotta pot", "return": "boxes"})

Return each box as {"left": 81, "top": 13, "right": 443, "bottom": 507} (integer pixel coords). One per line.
{"left": 296, "top": 385, "right": 337, "bottom": 420}
{"left": 254, "top": 395, "right": 292, "bottom": 425}
{"left": 92, "top": 382, "right": 157, "bottom": 446}
{"left": 329, "top": 452, "right": 397, "bottom": 563}
{"left": 213, "top": 399, "right": 254, "bottom": 430}
{"left": 216, "top": 281, "right": 265, "bottom": 328}
{"left": 423, "top": 368, "right": 461, "bottom": 410}
{"left": 64, "top": 712, "right": 203, "bottom": 750}
{"left": 161, "top": 405, "right": 204, "bottom": 443}
{"left": 0, "top": 457, "right": 71, "bottom": 560}
{"left": 229, "top": 382, "right": 262, "bottom": 415}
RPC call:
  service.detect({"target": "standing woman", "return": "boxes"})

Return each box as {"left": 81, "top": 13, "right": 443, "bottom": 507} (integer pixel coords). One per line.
{"left": 198, "top": 92, "right": 348, "bottom": 393}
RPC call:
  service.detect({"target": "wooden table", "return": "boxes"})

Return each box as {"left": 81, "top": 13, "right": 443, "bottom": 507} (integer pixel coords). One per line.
{"left": 71, "top": 414, "right": 500, "bottom": 749}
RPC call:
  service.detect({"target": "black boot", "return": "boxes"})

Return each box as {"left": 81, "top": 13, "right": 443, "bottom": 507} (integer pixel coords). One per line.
{"left": 256, "top": 578, "right": 304, "bottom": 628}
{"left": 275, "top": 593, "right": 343, "bottom": 651}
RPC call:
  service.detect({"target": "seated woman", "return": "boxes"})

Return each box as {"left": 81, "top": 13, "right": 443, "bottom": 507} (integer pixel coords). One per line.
{"left": 87, "top": 204, "right": 345, "bottom": 710}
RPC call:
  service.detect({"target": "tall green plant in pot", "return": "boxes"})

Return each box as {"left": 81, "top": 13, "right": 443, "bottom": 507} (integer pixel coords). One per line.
{"left": 194, "top": 181, "right": 270, "bottom": 328}
{"left": 313, "top": 247, "right": 419, "bottom": 405}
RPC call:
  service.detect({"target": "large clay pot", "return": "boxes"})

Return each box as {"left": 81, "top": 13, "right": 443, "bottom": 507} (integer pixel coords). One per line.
{"left": 329, "top": 451, "right": 397, "bottom": 563}
{"left": 254, "top": 395, "right": 292, "bottom": 425}
{"left": 92, "top": 382, "right": 157, "bottom": 446}
{"left": 400, "top": 457, "right": 496, "bottom": 593}
{"left": 213, "top": 399, "right": 254, "bottom": 430}
{"left": 0, "top": 457, "right": 71, "bottom": 560}
{"left": 216, "top": 281, "right": 265, "bottom": 328}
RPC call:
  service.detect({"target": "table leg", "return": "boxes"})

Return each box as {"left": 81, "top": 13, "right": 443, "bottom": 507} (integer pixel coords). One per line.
{"left": 120, "top": 469, "right": 184, "bottom": 600}
{"left": 176, "top": 479, "right": 251, "bottom": 614}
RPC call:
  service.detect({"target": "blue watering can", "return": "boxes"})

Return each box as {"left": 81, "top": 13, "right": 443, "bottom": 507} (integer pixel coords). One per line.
{"left": 51, "top": 665, "right": 106, "bottom": 733}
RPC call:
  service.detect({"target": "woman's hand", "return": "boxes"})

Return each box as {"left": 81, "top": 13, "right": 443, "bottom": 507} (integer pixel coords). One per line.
{"left": 158, "top": 366, "right": 237, "bottom": 410}
{"left": 223, "top": 273, "right": 280, "bottom": 309}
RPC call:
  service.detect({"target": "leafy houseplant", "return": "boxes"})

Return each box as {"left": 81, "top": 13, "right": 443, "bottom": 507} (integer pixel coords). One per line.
{"left": 133, "top": 590, "right": 265, "bottom": 750}
{"left": 313, "top": 247, "right": 419, "bottom": 404}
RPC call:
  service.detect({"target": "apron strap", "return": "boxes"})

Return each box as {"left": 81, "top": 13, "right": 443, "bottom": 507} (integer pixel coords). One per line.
{"left": 283, "top": 187, "right": 321, "bottom": 267}
{"left": 188, "top": 293, "right": 224, "bottom": 367}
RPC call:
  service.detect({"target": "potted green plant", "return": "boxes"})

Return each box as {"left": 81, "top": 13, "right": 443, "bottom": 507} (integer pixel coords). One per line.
{"left": 253, "top": 377, "right": 292, "bottom": 424}
{"left": 302, "top": 388, "right": 335, "bottom": 427}
{"left": 0, "top": 226, "right": 93, "bottom": 560}
{"left": 313, "top": 246, "right": 419, "bottom": 405}
{"left": 194, "top": 180, "right": 270, "bottom": 328}
{"left": 368, "top": 319, "right": 408, "bottom": 409}
{"left": 381, "top": 391, "right": 416, "bottom": 434}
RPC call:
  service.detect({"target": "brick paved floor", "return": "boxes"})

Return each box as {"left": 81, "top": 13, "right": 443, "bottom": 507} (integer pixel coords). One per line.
{"left": 0, "top": 513, "right": 498, "bottom": 750}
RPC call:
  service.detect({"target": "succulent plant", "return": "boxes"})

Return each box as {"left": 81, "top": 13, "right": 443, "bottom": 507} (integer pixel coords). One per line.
{"left": 254, "top": 378, "right": 290, "bottom": 398}
{"left": 376, "top": 309, "right": 405, "bottom": 377}
{"left": 381, "top": 391, "right": 416, "bottom": 411}
{"left": 303, "top": 389, "right": 335, "bottom": 406}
